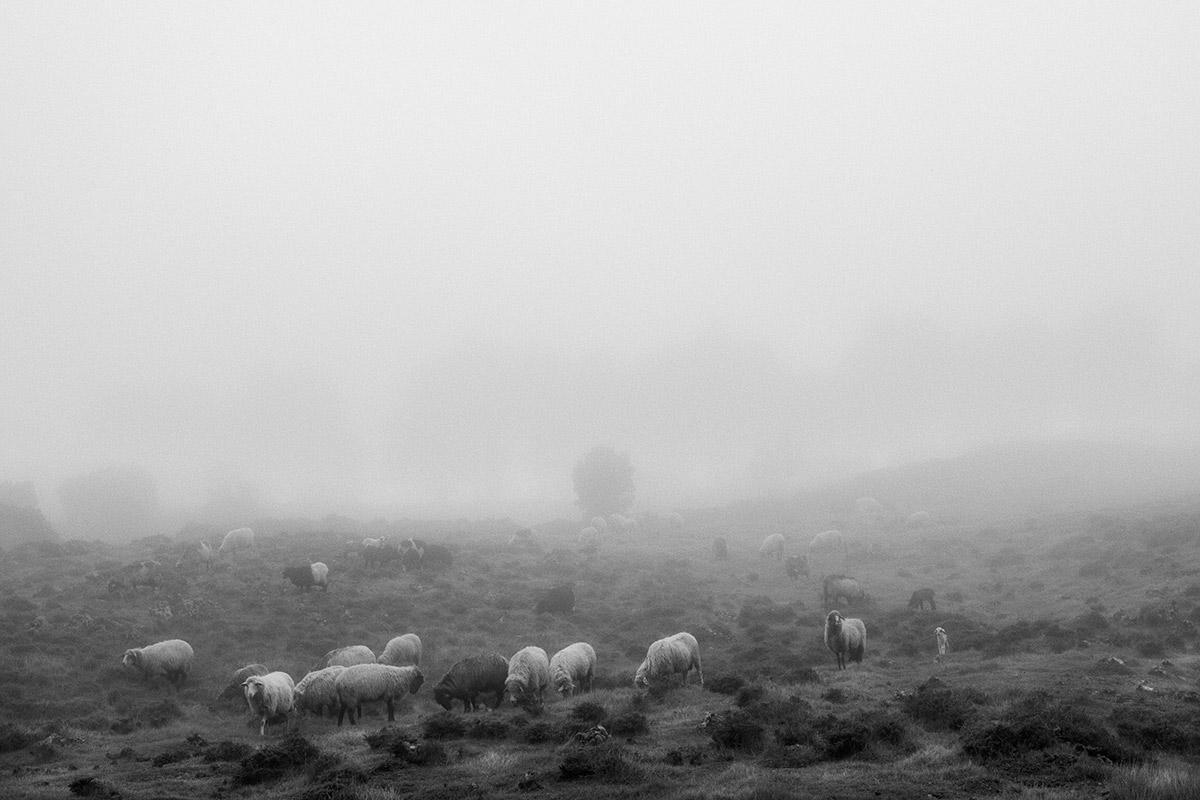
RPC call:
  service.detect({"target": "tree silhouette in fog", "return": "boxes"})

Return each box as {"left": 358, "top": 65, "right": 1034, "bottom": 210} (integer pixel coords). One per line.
{"left": 573, "top": 446, "right": 634, "bottom": 519}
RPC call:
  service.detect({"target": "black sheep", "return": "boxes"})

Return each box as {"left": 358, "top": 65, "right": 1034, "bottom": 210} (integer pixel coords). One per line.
{"left": 433, "top": 653, "right": 510, "bottom": 712}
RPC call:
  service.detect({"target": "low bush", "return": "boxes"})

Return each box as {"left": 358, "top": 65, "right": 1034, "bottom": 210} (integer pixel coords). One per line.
{"left": 899, "top": 677, "right": 989, "bottom": 731}
{"left": 962, "top": 691, "right": 1134, "bottom": 768}
{"left": 706, "top": 709, "right": 764, "bottom": 750}
{"left": 558, "top": 741, "right": 641, "bottom": 782}
{"left": 466, "top": 716, "right": 510, "bottom": 739}
{"left": 421, "top": 711, "right": 467, "bottom": 739}
{"left": 568, "top": 701, "right": 607, "bottom": 724}
{"left": 706, "top": 674, "right": 745, "bottom": 695}
{"left": 0, "top": 722, "right": 38, "bottom": 753}
{"left": 234, "top": 731, "right": 326, "bottom": 786}
{"left": 606, "top": 711, "right": 649, "bottom": 736}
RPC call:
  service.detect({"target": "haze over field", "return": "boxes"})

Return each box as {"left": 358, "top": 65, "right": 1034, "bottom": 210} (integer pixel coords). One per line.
{"left": 2, "top": 3, "right": 1199, "bottom": 525}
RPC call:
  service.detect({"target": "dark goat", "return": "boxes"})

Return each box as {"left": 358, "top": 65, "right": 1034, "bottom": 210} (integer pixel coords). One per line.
{"left": 908, "top": 588, "right": 936, "bottom": 611}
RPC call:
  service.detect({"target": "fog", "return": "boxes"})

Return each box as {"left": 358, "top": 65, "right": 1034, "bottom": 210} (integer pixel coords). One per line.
{"left": 2, "top": 4, "right": 1198, "bottom": 530}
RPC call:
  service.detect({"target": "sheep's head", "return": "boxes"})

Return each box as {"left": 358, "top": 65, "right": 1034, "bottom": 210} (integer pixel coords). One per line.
{"left": 407, "top": 669, "right": 425, "bottom": 694}
{"left": 242, "top": 676, "right": 265, "bottom": 701}
{"left": 433, "top": 685, "right": 453, "bottom": 710}
{"left": 825, "top": 610, "right": 844, "bottom": 634}
{"left": 121, "top": 649, "right": 140, "bottom": 669}
{"left": 554, "top": 675, "right": 574, "bottom": 695}
{"left": 633, "top": 663, "right": 650, "bottom": 689}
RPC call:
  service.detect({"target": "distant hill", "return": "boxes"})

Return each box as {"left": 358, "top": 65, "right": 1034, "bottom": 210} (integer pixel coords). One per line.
{"left": 799, "top": 440, "right": 1200, "bottom": 521}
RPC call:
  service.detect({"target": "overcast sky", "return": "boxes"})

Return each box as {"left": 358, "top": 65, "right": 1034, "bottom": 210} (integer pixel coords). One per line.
{"left": 2, "top": 3, "right": 1198, "bottom": 520}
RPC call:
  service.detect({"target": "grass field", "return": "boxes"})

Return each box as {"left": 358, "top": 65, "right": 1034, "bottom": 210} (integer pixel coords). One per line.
{"left": 3, "top": 498, "right": 1200, "bottom": 799}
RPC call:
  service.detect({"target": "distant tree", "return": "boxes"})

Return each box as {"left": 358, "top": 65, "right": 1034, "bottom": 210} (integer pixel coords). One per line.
{"left": 57, "top": 466, "right": 159, "bottom": 539}
{"left": 572, "top": 446, "right": 635, "bottom": 519}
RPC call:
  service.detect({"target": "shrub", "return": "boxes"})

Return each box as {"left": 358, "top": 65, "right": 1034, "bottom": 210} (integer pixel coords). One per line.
{"left": 569, "top": 701, "right": 607, "bottom": 724}
{"left": 1114, "top": 709, "right": 1200, "bottom": 755}
{"left": 203, "top": 740, "right": 252, "bottom": 762}
{"left": 736, "top": 685, "right": 765, "bottom": 706}
{"left": 706, "top": 709, "right": 764, "bottom": 750}
{"left": 900, "top": 677, "right": 989, "bottom": 731}
{"left": 0, "top": 722, "right": 38, "bottom": 753}
{"left": 421, "top": 711, "right": 467, "bottom": 739}
{"left": 558, "top": 741, "right": 640, "bottom": 782}
{"left": 466, "top": 717, "right": 510, "bottom": 740}
{"left": 822, "top": 688, "right": 848, "bottom": 704}
{"left": 67, "top": 777, "right": 122, "bottom": 798}
{"left": 522, "top": 721, "right": 560, "bottom": 744}
{"left": 606, "top": 711, "right": 649, "bottom": 736}
{"left": 962, "top": 692, "right": 1134, "bottom": 767}
{"left": 706, "top": 674, "right": 745, "bottom": 695}
{"left": 234, "top": 732, "right": 324, "bottom": 786}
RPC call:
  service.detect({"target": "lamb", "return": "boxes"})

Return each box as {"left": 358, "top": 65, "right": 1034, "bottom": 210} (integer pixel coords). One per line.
{"left": 294, "top": 665, "right": 346, "bottom": 717}
{"left": 121, "top": 638, "right": 194, "bottom": 687}
{"left": 218, "top": 663, "right": 269, "bottom": 702}
{"left": 243, "top": 671, "right": 296, "bottom": 735}
{"left": 505, "top": 646, "right": 552, "bottom": 711}
{"left": 362, "top": 537, "right": 384, "bottom": 567}
{"left": 549, "top": 642, "right": 596, "bottom": 696}
{"left": 759, "top": 533, "right": 785, "bottom": 560}
{"left": 283, "top": 562, "right": 329, "bottom": 592}
{"left": 634, "top": 632, "right": 703, "bottom": 688}
{"left": 334, "top": 664, "right": 424, "bottom": 725}
{"left": 908, "top": 588, "right": 936, "bottom": 611}
{"left": 823, "top": 574, "right": 866, "bottom": 607}
{"left": 824, "top": 610, "right": 866, "bottom": 670}
{"left": 218, "top": 527, "right": 255, "bottom": 555}
{"left": 712, "top": 537, "right": 728, "bottom": 560}
{"left": 324, "top": 645, "right": 376, "bottom": 668}
{"left": 433, "top": 653, "right": 509, "bottom": 712}
{"left": 378, "top": 633, "right": 422, "bottom": 667}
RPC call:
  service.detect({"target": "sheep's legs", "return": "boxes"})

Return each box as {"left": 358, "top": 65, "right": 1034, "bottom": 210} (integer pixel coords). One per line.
{"left": 386, "top": 699, "right": 395, "bottom": 721}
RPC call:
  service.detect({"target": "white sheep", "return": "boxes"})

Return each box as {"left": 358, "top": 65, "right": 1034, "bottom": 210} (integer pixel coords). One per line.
{"left": 324, "top": 645, "right": 376, "bottom": 668}
{"left": 218, "top": 526, "right": 255, "bottom": 555}
{"left": 907, "top": 510, "right": 932, "bottom": 527}
{"left": 334, "top": 664, "right": 424, "bottom": 725}
{"left": 824, "top": 610, "right": 866, "bottom": 670}
{"left": 294, "top": 665, "right": 346, "bottom": 717}
{"left": 311, "top": 561, "right": 329, "bottom": 589}
{"left": 243, "top": 671, "right": 296, "bottom": 735}
{"left": 549, "top": 642, "right": 597, "bottom": 696}
{"left": 935, "top": 626, "right": 949, "bottom": 661}
{"left": 121, "top": 638, "right": 194, "bottom": 687}
{"left": 378, "top": 633, "right": 422, "bottom": 667}
{"left": 759, "top": 533, "right": 785, "bottom": 560}
{"left": 505, "top": 646, "right": 552, "bottom": 710}
{"left": 589, "top": 516, "right": 609, "bottom": 534}
{"left": 634, "top": 632, "right": 703, "bottom": 688}
{"left": 577, "top": 526, "right": 599, "bottom": 548}
{"left": 198, "top": 541, "right": 214, "bottom": 571}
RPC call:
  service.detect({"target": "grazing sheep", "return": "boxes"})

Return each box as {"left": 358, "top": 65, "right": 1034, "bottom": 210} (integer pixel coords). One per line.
{"left": 324, "top": 645, "right": 376, "bottom": 668}
{"left": 822, "top": 574, "right": 866, "bottom": 608}
{"left": 335, "top": 664, "right": 424, "bottom": 725}
{"left": 589, "top": 516, "right": 609, "bottom": 534}
{"left": 824, "top": 610, "right": 867, "bottom": 670}
{"left": 282, "top": 562, "right": 329, "bottom": 592}
{"left": 712, "top": 537, "right": 728, "bottom": 560}
{"left": 362, "top": 537, "right": 385, "bottom": 567}
{"left": 634, "top": 632, "right": 703, "bottom": 688}
{"left": 935, "top": 626, "right": 949, "bottom": 660}
{"left": 507, "top": 527, "right": 534, "bottom": 546}
{"left": 243, "top": 671, "right": 296, "bottom": 735}
{"left": 505, "top": 646, "right": 552, "bottom": 711}
{"left": 549, "top": 642, "right": 597, "bottom": 696}
{"left": 535, "top": 584, "right": 575, "bottom": 615}
{"left": 785, "top": 554, "right": 809, "bottom": 580}
{"left": 378, "top": 633, "right": 422, "bottom": 667}
{"left": 577, "top": 526, "right": 599, "bottom": 548}
{"left": 294, "top": 665, "right": 347, "bottom": 717}
{"left": 809, "top": 529, "right": 847, "bottom": 558}
{"left": 121, "top": 638, "right": 194, "bottom": 687}
{"left": 433, "top": 653, "right": 509, "bottom": 712}
{"left": 907, "top": 510, "right": 932, "bottom": 527}
{"left": 759, "top": 533, "right": 785, "bottom": 560}
{"left": 219, "top": 663, "right": 269, "bottom": 702}
{"left": 908, "top": 588, "right": 936, "bottom": 612}
{"left": 854, "top": 497, "right": 882, "bottom": 515}
{"left": 218, "top": 527, "right": 255, "bottom": 555}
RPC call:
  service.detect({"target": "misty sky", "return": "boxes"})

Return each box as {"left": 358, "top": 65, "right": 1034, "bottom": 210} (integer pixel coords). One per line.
{"left": 3, "top": 3, "right": 1199, "bottom": 519}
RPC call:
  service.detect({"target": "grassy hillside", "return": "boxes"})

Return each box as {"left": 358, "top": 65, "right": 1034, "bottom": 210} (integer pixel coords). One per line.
{"left": 2, "top": 498, "right": 1200, "bottom": 799}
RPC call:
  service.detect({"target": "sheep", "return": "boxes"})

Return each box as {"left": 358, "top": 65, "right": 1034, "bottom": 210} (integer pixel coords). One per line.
{"left": 198, "top": 541, "right": 214, "bottom": 571}
{"left": 122, "top": 638, "right": 194, "bottom": 687}
{"left": 378, "top": 633, "right": 422, "bottom": 667}
{"left": 712, "top": 537, "right": 728, "bottom": 560}
{"left": 433, "top": 653, "right": 509, "bottom": 712}
{"left": 589, "top": 516, "right": 609, "bottom": 534}
{"left": 759, "top": 533, "right": 785, "bottom": 560}
{"left": 534, "top": 584, "right": 575, "bottom": 615}
{"left": 505, "top": 646, "right": 552, "bottom": 711}
{"left": 823, "top": 575, "right": 866, "bottom": 608}
{"left": 785, "top": 554, "right": 809, "bottom": 580}
{"left": 549, "top": 642, "right": 596, "bottom": 697}
{"left": 935, "top": 626, "right": 949, "bottom": 661}
{"left": 577, "top": 526, "right": 599, "bottom": 549}
{"left": 283, "top": 562, "right": 329, "bottom": 592}
{"left": 218, "top": 663, "right": 269, "bottom": 702}
{"left": 362, "top": 537, "right": 385, "bottom": 567}
{"left": 294, "top": 665, "right": 346, "bottom": 717}
{"left": 218, "top": 527, "right": 255, "bottom": 555}
{"left": 324, "top": 645, "right": 376, "bottom": 668}
{"left": 908, "top": 588, "right": 936, "bottom": 612}
{"left": 907, "top": 510, "right": 932, "bottom": 527}
{"left": 398, "top": 537, "right": 427, "bottom": 571}
{"left": 634, "top": 632, "right": 703, "bottom": 689}
{"left": 243, "top": 671, "right": 296, "bottom": 735}
{"left": 824, "top": 610, "right": 866, "bottom": 669}
{"left": 507, "top": 527, "right": 534, "bottom": 546}
{"left": 334, "top": 664, "right": 424, "bottom": 725}
{"left": 854, "top": 496, "right": 882, "bottom": 515}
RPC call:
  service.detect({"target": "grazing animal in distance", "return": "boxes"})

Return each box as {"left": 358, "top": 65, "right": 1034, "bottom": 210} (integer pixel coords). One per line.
{"left": 324, "top": 645, "right": 376, "bottom": 668}
{"left": 283, "top": 562, "right": 329, "bottom": 592}
{"left": 785, "top": 554, "right": 808, "bottom": 580}
{"left": 908, "top": 588, "right": 936, "bottom": 612}
{"left": 634, "top": 632, "right": 703, "bottom": 689}
{"left": 121, "top": 639, "right": 194, "bottom": 688}
{"left": 823, "top": 574, "right": 866, "bottom": 608}
{"left": 935, "top": 626, "right": 949, "bottom": 660}
{"left": 712, "top": 537, "right": 728, "bottom": 560}
{"left": 907, "top": 510, "right": 932, "bottom": 527}
{"left": 505, "top": 646, "right": 552, "bottom": 712}
{"left": 433, "top": 653, "right": 509, "bottom": 712}
{"left": 218, "top": 527, "right": 255, "bottom": 555}
{"left": 549, "top": 642, "right": 597, "bottom": 696}
{"left": 759, "top": 533, "right": 785, "bottom": 560}
{"left": 198, "top": 541, "right": 214, "bottom": 571}
{"left": 378, "top": 633, "right": 422, "bottom": 667}
{"left": 243, "top": 671, "right": 295, "bottom": 735}
{"left": 534, "top": 584, "right": 575, "bottom": 615}
{"left": 824, "top": 610, "right": 866, "bottom": 670}
{"left": 507, "top": 527, "right": 534, "bottom": 546}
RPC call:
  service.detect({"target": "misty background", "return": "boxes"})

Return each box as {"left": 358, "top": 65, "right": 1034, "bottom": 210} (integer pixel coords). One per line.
{"left": 2, "top": 4, "right": 1199, "bottom": 536}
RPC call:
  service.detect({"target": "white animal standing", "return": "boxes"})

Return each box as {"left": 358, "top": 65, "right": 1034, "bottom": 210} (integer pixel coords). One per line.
{"left": 505, "top": 646, "right": 552, "bottom": 710}
{"left": 243, "top": 671, "right": 296, "bottom": 735}
{"left": 935, "top": 626, "right": 949, "bottom": 661}
{"left": 294, "top": 665, "right": 347, "bottom": 717}
{"left": 549, "top": 642, "right": 597, "bottom": 696}
{"left": 334, "top": 664, "right": 424, "bottom": 725}
{"left": 324, "top": 645, "right": 376, "bottom": 668}
{"left": 218, "top": 527, "right": 255, "bottom": 555}
{"left": 121, "top": 638, "right": 194, "bottom": 688}
{"left": 634, "top": 632, "right": 703, "bottom": 688}
{"left": 824, "top": 610, "right": 867, "bottom": 670}
{"left": 378, "top": 633, "right": 422, "bottom": 667}
{"left": 759, "top": 533, "right": 785, "bottom": 560}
